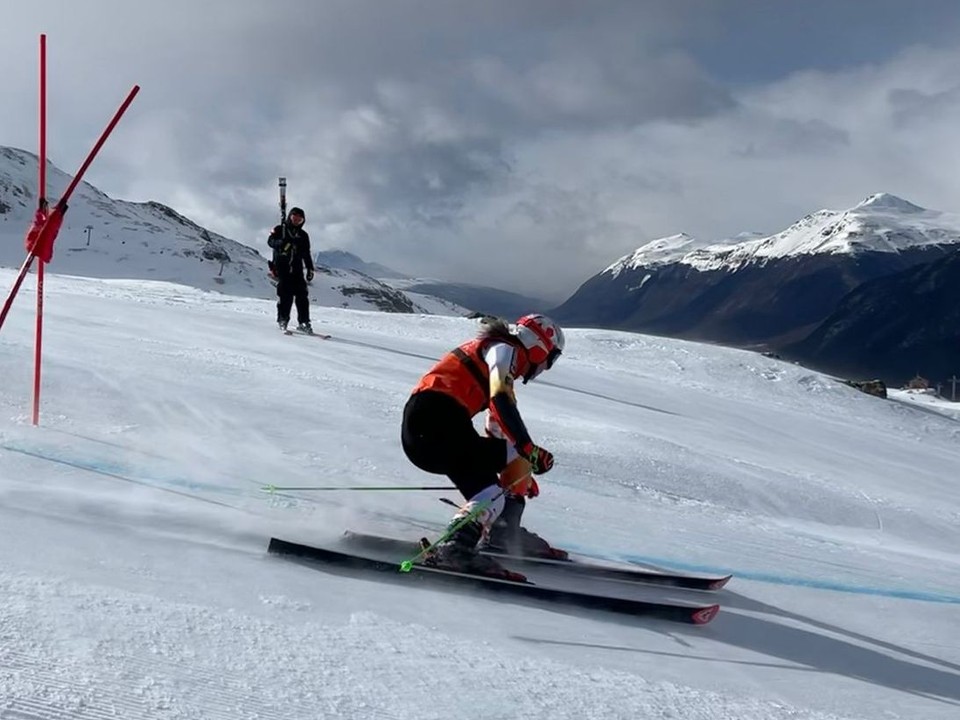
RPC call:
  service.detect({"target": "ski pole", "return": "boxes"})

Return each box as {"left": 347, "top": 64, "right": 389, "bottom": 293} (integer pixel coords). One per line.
{"left": 399, "top": 488, "right": 507, "bottom": 572}
{"left": 399, "top": 471, "right": 533, "bottom": 572}
{"left": 261, "top": 484, "right": 452, "bottom": 493}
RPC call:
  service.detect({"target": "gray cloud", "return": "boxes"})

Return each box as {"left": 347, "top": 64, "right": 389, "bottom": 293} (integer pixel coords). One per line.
{"left": 4, "top": 2, "right": 960, "bottom": 303}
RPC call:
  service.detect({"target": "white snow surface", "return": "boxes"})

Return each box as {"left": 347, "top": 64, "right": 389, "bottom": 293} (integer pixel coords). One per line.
{"left": 1, "top": 268, "right": 959, "bottom": 719}
{"left": 605, "top": 193, "right": 960, "bottom": 275}
{"left": 889, "top": 388, "right": 960, "bottom": 420}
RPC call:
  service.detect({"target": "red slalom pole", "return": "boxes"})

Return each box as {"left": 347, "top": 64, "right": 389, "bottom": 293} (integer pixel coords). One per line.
{"left": 57, "top": 85, "right": 140, "bottom": 205}
{"left": 32, "top": 33, "right": 48, "bottom": 426}
{"left": 0, "top": 84, "right": 140, "bottom": 333}
{"left": 0, "top": 252, "right": 37, "bottom": 331}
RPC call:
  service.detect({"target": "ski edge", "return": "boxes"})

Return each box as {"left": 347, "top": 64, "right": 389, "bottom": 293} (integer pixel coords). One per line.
{"left": 342, "top": 531, "right": 731, "bottom": 591}
{"left": 268, "top": 537, "right": 720, "bottom": 625}
{"left": 482, "top": 547, "right": 732, "bottom": 591}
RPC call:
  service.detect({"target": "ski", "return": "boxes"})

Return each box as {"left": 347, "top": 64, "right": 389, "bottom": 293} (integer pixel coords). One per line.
{"left": 281, "top": 328, "right": 332, "bottom": 339}
{"left": 342, "top": 531, "right": 731, "bottom": 591}
{"left": 268, "top": 537, "right": 720, "bottom": 625}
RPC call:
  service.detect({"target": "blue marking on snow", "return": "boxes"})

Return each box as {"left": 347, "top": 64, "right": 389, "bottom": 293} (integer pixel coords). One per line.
{"left": 10, "top": 440, "right": 960, "bottom": 604}
{"left": 564, "top": 545, "right": 960, "bottom": 605}
{"left": 2, "top": 443, "right": 243, "bottom": 497}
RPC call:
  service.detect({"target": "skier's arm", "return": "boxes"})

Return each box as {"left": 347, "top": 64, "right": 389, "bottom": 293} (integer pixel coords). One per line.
{"left": 302, "top": 231, "right": 315, "bottom": 273}
{"left": 484, "top": 344, "right": 533, "bottom": 450}
{"left": 484, "top": 342, "right": 555, "bottom": 475}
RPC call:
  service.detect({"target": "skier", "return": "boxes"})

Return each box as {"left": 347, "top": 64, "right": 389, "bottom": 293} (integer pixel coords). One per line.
{"left": 267, "top": 206, "right": 315, "bottom": 333}
{"left": 401, "top": 314, "right": 566, "bottom": 578}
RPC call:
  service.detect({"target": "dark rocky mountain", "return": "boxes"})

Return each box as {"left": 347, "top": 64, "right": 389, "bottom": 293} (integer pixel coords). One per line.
{"left": 783, "top": 247, "right": 960, "bottom": 385}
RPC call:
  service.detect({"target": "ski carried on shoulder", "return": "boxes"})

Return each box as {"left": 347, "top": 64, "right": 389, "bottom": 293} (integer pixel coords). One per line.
{"left": 342, "top": 531, "right": 731, "bottom": 591}
{"left": 268, "top": 537, "right": 720, "bottom": 625}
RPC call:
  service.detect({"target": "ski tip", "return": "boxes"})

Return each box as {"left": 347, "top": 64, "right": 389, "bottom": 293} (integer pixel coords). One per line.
{"left": 691, "top": 604, "right": 720, "bottom": 625}
{"left": 707, "top": 575, "right": 733, "bottom": 591}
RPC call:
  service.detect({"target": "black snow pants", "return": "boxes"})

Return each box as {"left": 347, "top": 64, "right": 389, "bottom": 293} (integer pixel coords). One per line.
{"left": 276, "top": 274, "right": 310, "bottom": 325}
{"left": 401, "top": 390, "right": 507, "bottom": 500}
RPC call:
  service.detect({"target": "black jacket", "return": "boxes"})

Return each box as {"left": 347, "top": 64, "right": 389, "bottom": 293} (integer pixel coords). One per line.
{"left": 267, "top": 222, "right": 314, "bottom": 278}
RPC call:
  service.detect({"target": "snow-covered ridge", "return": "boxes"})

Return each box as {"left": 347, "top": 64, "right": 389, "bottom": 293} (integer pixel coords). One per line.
{"left": 604, "top": 193, "right": 960, "bottom": 276}
{"left": 604, "top": 233, "right": 700, "bottom": 277}
{"left": 0, "top": 145, "right": 456, "bottom": 315}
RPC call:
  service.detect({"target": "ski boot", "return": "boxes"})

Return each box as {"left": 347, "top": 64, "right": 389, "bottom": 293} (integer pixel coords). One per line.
{"left": 481, "top": 494, "right": 569, "bottom": 560}
{"left": 297, "top": 322, "right": 314, "bottom": 335}
{"left": 424, "top": 520, "right": 526, "bottom": 582}
{"left": 278, "top": 317, "right": 290, "bottom": 333}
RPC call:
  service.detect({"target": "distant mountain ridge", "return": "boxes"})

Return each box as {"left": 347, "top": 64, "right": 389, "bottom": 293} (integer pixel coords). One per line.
{"left": 314, "top": 250, "right": 406, "bottom": 279}
{"left": 315, "top": 249, "right": 549, "bottom": 319}
{"left": 386, "top": 279, "right": 551, "bottom": 320}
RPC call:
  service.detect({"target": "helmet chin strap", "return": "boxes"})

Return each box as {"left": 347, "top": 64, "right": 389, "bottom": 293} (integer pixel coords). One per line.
{"left": 522, "top": 362, "right": 544, "bottom": 384}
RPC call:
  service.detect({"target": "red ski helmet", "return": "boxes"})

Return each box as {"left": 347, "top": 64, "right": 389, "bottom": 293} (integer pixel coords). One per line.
{"left": 514, "top": 314, "right": 565, "bottom": 381}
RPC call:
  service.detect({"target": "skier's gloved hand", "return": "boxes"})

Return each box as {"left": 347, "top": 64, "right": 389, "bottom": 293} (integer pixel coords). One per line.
{"left": 498, "top": 456, "right": 539, "bottom": 497}
{"left": 519, "top": 442, "right": 554, "bottom": 475}
{"left": 306, "top": 268, "right": 315, "bottom": 282}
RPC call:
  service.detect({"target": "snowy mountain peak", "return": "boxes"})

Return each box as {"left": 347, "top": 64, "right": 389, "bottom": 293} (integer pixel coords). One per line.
{"left": 604, "top": 233, "right": 700, "bottom": 276}
{"left": 854, "top": 192, "right": 926, "bottom": 214}
{"left": 682, "top": 194, "right": 960, "bottom": 271}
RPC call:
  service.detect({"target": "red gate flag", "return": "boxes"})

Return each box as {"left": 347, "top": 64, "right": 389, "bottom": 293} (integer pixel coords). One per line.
{"left": 24, "top": 201, "right": 64, "bottom": 264}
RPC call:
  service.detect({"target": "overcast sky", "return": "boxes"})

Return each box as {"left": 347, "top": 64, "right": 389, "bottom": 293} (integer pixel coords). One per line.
{"left": 5, "top": 1, "right": 960, "bottom": 302}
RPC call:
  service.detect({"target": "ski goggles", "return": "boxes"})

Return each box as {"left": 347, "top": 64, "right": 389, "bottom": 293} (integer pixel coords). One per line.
{"left": 545, "top": 347, "right": 561, "bottom": 370}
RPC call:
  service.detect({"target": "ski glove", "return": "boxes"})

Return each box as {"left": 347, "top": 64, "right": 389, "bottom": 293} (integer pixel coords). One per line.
{"left": 519, "top": 442, "right": 554, "bottom": 475}
{"left": 498, "top": 456, "right": 539, "bottom": 497}
{"left": 306, "top": 268, "right": 315, "bottom": 282}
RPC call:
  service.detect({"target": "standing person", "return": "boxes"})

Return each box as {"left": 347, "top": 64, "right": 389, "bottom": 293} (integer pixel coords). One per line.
{"left": 401, "top": 314, "right": 565, "bottom": 578}
{"left": 267, "top": 207, "right": 315, "bottom": 333}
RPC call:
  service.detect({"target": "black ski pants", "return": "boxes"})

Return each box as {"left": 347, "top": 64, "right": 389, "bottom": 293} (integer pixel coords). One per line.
{"left": 276, "top": 275, "right": 310, "bottom": 325}
{"left": 401, "top": 390, "right": 507, "bottom": 501}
